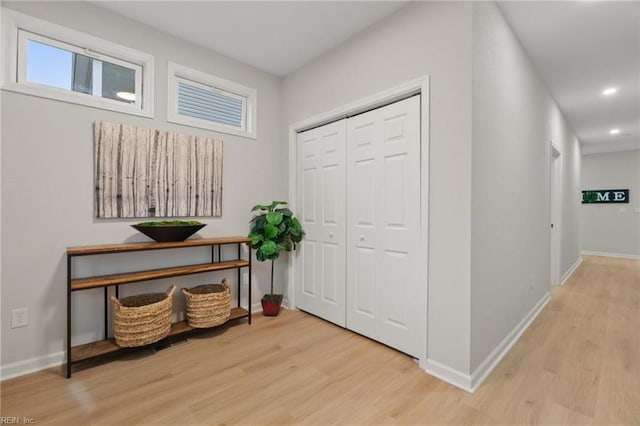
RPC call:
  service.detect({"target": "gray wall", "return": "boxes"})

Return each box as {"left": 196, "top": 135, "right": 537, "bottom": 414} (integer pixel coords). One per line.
{"left": 1, "top": 2, "right": 285, "bottom": 371}
{"left": 581, "top": 150, "right": 640, "bottom": 257}
{"left": 560, "top": 118, "right": 583, "bottom": 276}
{"left": 283, "top": 1, "right": 474, "bottom": 374}
{"left": 470, "top": 2, "right": 582, "bottom": 371}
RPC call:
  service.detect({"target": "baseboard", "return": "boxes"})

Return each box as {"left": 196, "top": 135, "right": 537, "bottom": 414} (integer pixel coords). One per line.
{"left": 424, "top": 291, "right": 551, "bottom": 393}
{"left": 561, "top": 256, "right": 583, "bottom": 286}
{"left": 423, "top": 358, "right": 473, "bottom": 392}
{"left": 581, "top": 250, "right": 640, "bottom": 260}
{"left": 1, "top": 351, "right": 65, "bottom": 381}
{"left": 468, "top": 291, "right": 551, "bottom": 392}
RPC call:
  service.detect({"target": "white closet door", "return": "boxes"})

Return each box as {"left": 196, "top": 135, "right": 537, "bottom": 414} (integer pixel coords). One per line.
{"left": 295, "top": 120, "right": 347, "bottom": 327}
{"left": 346, "top": 96, "right": 421, "bottom": 357}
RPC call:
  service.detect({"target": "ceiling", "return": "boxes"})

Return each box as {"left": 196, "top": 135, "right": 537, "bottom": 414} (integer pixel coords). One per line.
{"left": 498, "top": 1, "right": 640, "bottom": 155}
{"left": 92, "top": 1, "right": 639, "bottom": 155}
{"left": 92, "top": 1, "right": 407, "bottom": 76}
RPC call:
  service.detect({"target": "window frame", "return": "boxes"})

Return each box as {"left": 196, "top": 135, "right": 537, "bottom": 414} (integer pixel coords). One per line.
{"left": 167, "top": 62, "right": 257, "bottom": 139}
{"left": 1, "top": 8, "right": 154, "bottom": 118}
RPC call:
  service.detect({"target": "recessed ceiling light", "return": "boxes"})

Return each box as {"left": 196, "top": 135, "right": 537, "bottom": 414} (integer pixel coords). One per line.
{"left": 602, "top": 87, "right": 618, "bottom": 96}
{"left": 116, "top": 91, "right": 136, "bottom": 101}
{"left": 609, "top": 128, "right": 620, "bottom": 135}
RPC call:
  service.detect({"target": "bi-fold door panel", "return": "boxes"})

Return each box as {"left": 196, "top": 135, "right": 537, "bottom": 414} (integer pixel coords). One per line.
{"left": 295, "top": 120, "right": 347, "bottom": 327}
{"left": 346, "top": 96, "right": 421, "bottom": 358}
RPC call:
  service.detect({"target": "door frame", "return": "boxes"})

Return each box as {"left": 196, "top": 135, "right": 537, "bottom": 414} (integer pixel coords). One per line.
{"left": 287, "top": 76, "right": 430, "bottom": 366}
{"left": 550, "top": 143, "right": 562, "bottom": 287}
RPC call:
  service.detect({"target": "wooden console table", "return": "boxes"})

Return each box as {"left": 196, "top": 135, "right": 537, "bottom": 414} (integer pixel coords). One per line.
{"left": 66, "top": 237, "right": 251, "bottom": 378}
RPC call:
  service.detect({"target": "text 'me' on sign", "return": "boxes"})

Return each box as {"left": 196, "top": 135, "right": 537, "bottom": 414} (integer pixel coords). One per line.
{"left": 582, "top": 189, "right": 629, "bottom": 204}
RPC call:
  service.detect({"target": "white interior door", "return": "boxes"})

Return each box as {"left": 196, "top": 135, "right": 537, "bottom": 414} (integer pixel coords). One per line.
{"left": 346, "top": 96, "right": 422, "bottom": 357}
{"left": 295, "top": 120, "right": 347, "bottom": 327}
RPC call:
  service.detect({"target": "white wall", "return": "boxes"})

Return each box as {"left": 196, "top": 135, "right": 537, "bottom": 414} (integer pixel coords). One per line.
{"left": 559, "top": 119, "right": 583, "bottom": 275}
{"left": 1, "top": 2, "right": 285, "bottom": 376}
{"left": 283, "top": 2, "right": 474, "bottom": 375}
{"left": 581, "top": 150, "right": 640, "bottom": 257}
{"left": 471, "top": 3, "right": 582, "bottom": 372}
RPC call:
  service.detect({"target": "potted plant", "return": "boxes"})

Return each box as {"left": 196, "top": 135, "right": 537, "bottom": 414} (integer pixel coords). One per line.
{"left": 248, "top": 201, "right": 305, "bottom": 316}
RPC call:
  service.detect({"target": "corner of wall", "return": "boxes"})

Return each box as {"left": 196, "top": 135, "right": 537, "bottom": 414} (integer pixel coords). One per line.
{"left": 423, "top": 358, "right": 474, "bottom": 393}
{"left": 424, "top": 289, "right": 551, "bottom": 394}
{"left": 560, "top": 256, "right": 582, "bottom": 286}
{"left": 468, "top": 291, "right": 550, "bottom": 391}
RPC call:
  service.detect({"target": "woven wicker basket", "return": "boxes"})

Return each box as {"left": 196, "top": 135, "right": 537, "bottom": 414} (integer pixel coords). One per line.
{"left": 110, "top": 285, "right": 175, "bottom": 347}
{"left": 182, "top": 278, "right": 231, "bottom": 328}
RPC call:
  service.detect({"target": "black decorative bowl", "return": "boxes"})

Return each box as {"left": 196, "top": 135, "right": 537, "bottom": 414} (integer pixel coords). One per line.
{"left": 132, "top": 222, "right": 206, "bottom": 242}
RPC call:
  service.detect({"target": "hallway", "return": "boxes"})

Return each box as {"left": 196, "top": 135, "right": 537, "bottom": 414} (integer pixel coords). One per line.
{"left": 464, "top": 255, "right": 640, "bottom": 425}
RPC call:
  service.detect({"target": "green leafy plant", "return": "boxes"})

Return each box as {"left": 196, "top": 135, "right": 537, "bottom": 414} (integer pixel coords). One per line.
{"left": 248, "top": 201, "right": 305, "bottom": 296}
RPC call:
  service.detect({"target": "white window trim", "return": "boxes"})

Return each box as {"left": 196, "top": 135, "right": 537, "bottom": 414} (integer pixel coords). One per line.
{"left": 168, "top": 62, "right": 257, "bottom": 139}
{"left": 1, "top": 8, "right": 154, "bottom": 118}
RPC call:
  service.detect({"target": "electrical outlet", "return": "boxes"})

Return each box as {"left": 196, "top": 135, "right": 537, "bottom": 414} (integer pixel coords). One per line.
{"left": 11, "top": 307, "right": 29, "bottom": 328}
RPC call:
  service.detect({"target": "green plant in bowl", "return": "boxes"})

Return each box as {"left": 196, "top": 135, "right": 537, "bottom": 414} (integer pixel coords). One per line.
{"left": 134, "top": 220, "right": 203, "bottom": 226}
{"left": 132, "top": 220, "right": 206, "bottom": 242}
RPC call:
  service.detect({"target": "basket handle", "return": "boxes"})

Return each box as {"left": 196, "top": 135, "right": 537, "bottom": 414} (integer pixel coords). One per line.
{"left": 221, "top": 278, "right": 229, "bottom": 289}
{"left": 109, "top": 295, "right": 121, "bottom": 307}
{"left": 167, "top": 285, "right": 176, "bottom": 298}
{"left": 181, "top": 288, "right": 192, "bottom": 298}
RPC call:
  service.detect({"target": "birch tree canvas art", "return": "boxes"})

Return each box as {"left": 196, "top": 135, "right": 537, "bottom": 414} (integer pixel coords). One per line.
{"left": 94, "top": 121, "right": 223, "bottom": 218}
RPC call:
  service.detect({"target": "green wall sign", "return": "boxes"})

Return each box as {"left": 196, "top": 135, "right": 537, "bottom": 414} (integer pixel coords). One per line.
{"left": 582, "top": 189, "right": 629, "bottom": 204}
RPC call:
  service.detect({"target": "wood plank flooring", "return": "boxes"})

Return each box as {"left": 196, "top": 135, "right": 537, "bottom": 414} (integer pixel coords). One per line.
{"left": 1, "top": 255, "right": 638, "bottom": 425}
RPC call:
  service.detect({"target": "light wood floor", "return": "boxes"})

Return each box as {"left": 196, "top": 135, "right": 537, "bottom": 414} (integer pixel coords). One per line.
{"left": 1, "top": 255, "right": 638, "bottom": 425}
